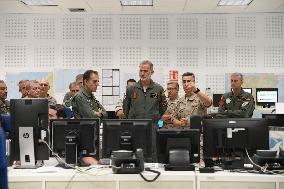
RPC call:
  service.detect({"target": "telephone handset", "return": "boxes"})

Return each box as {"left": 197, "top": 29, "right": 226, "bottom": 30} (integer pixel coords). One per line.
{"left": 111, "top": 148, "right": 144, "bottom": 174}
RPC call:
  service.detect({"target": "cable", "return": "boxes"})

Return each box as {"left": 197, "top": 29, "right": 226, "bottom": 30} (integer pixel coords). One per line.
{"left": 245, "top": 148, "right": 282, "bottom": 175}
{"left": 139, "top": 168, "right": 161, "bottom": 182}
{"left": 39, "top": 140, "right": 111, "bottom": 177}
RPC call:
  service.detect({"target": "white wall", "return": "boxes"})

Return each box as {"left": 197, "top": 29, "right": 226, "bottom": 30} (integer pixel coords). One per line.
{"left": 0, "top": 13, "right": 283, "bottom": 105}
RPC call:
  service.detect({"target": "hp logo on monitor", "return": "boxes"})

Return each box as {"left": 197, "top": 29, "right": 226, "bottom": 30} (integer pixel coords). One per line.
{"left": 23, "top": 133, "right": 30, "bottom": 138}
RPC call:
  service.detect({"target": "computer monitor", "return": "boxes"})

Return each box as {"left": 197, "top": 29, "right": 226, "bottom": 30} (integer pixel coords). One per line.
{"left": 51, "top": 119, "right": 100, "bottom": 165}
{"left": 262, "top": 114, "right": 284, "bottom": 127}
{"left": 256, "top": 88, "right": 278, "bottom": 107}
{"left": 10, "top": 98, "right": 49, "bottom": 168}
{"left": 102, "top": 119, "right": 152, "bottom": 162}
{"left": 213, "top": 94, "right": 223, "bottom": 107}
{"left": 157, "top": 129, "right": 200, "bottom": 170}
{"left": 203, "top": 118, "right": 269, "bottom": 167}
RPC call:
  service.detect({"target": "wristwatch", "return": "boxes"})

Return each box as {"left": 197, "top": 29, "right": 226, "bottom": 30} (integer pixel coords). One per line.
{"left": 194, "top": 88, "right": 200, "bottom": 94}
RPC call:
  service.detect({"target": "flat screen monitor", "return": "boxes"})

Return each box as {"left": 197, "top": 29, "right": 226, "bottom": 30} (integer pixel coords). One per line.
{"left": 51, "top": 119, "right": 100, "bottom": 165}
{"left": 10, "top": 98, "right": 49, "bottom": 168}
{"left": 262, "top": 114, "right": 284, "bottom": 127}
{"left": 203, "top": 118, "right": 269, "bottom": 161}
{"left": 102, "top": 119, "right": 152, "bottom": 162}
{"left": 256, "top": 88, "right": 278, "bottom": 107}
{"left": 213, "top": 94, "right": 223, "bottom": 107}
{"left": 157, "top": 129, "right": 200, "bottom": 165}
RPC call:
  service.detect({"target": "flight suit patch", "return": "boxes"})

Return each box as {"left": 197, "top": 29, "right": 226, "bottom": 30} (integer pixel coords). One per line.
{"left": 150, "top": 93, "right": 158, "bottom": 98}
{"left": 225, "top": 98, "right": 231, "bottom": 104}
{"left": 131, "top": 92, "right": 138, "bottom": 99}
{"left": 242, "top": 101, "right": 249, "bottom": 107}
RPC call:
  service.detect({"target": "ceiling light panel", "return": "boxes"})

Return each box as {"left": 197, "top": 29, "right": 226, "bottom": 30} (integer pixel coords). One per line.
{"left": 218, "top": 0, "right": 253, "bottom": 6}
{"left": 120, "top": 0, "right": 153, "bottom": 6}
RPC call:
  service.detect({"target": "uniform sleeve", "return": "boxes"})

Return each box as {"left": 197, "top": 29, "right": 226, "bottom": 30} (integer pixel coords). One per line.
{"left": 123, "top": 87, "right": 131, "bottom": 118}
{"left": 159, "top": 87, "right": 167, "bottom": 117}
{"left": 96, "top": 101, "right": 108, "bottom": 119}
{"left": 115, "top": 99, "right": 123, "bottom": 114}
{"left": 217, "top": 95, "right": 226, "bottom": 113}
{"left": 171, "top": 100, "right": 181, "bottom": 121}
{"left": 71, "top": 95, "right": 97, "bottom": 118}
{"left": 63, "top": 92, "right": 71, "bottom": 102}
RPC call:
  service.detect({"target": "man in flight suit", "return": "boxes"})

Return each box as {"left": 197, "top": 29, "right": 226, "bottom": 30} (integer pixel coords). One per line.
{"left": 218, "top": 72, "right": 255, "bottom": 118}
{"left": 72, "top": 70, "right": 107, "bottom": 119}
{"left": 123, "top": 60, "right": 167, "bottom": 161}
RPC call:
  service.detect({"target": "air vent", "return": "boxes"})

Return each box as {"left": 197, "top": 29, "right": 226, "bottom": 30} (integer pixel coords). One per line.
{"left": 68, "top": 8, "right": 86, "bottom": 12}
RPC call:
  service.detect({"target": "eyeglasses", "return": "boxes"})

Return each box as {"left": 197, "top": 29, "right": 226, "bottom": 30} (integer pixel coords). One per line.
{"left": 40, "top": 83, "right": 49, "bottom": 87}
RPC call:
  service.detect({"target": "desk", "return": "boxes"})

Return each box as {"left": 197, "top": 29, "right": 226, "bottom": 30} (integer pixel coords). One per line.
{"left": 196, "top": 171, "right": 284, "bottom": 189}
{"left": 8, "top": 167, "right": 195, "bottom": 189}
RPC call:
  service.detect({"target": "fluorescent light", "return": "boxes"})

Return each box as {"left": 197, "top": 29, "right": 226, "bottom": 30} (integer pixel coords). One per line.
{"left": 120, "top": 0, "right": 153, "bottom": 6}
{"left": 20, "top": 0, "right": 58, "bottom": 6}
{"left": 218, "top": 0, "right": 253, "bottom": 6}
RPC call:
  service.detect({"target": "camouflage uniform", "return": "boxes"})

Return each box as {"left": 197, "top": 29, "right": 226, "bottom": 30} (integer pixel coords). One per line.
{"left": 217, "top": 89, "right": 255, "bottom": 118}
{"left": 47, "top": 94, "right": 57, "bottom": 106}
{"left": 171, "top": 94, "right": 207, "bottom": 124}
{"left": 163, "top": 97, "right": 179, "bottom": 128}
{"left": 71, "top": 87, "right": 107, "bottom": 119}
{"left": 0, "top": 100, "right": 10, "bottom": 114}
{"left": 171, "top": 94, "right": 208, "bottom": 162}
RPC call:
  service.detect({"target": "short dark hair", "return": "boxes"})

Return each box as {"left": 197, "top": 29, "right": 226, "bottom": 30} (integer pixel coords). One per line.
{"left": 182, "top": 72, "right": 195, "bottom": 81}
{"left": 127, "top": 79, "right": 136, "bottom": 84}
{"left": 49, "top": 104, "right": 67, "bottom": 118}
{"left": 83, "top": 70, "right": 98, "bottom": 85}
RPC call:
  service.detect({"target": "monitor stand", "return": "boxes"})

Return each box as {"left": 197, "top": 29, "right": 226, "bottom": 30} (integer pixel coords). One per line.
{"left": 164, "top": 149, "right": 195, "bottom": 171}
{"left": 14, "top": 127, "right": 38, "bottom": 169}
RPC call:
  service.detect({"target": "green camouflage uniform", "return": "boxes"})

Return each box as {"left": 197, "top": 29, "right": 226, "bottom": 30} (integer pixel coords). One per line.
{"left": 217, "top": 89, "right": 255, "bottom": 118}
{"left": 71, "top": 87, "right": 107, "bottom": 119}
{"left": 0, "top": 100, "right": 10, "bottom": 114}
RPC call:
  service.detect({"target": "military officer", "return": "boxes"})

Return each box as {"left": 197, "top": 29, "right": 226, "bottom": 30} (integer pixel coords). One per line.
{"left": 72, "top": 70, "right": 107, "bottom": 119}
{"left": 115, "top": 79, "right": 136, "bottom": 119}
{"left": 218, "top": 72, "right": 255, "bottom": 118}
{"left": 39, "top": 79, "right": 57, "bottom": 106}
{"left": 123, "top": 60, "right": 167, "bottom": 162}
{"left": 172, "top": 72, "right": 212, "bottom": 128}
{"left": 0, "top": 80, "right": 9, "bottom": 114}
{"left": 63, "top": 81, "right": 80, "bottom": 108}
{"left": 123, "top": 60, "right": 167, "bottom": 122}
{"left": 160, "top": 82, "right": 180, "bottom": 128}
{"left": 63, "top": 74, "right": 83, "bottom": 104}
